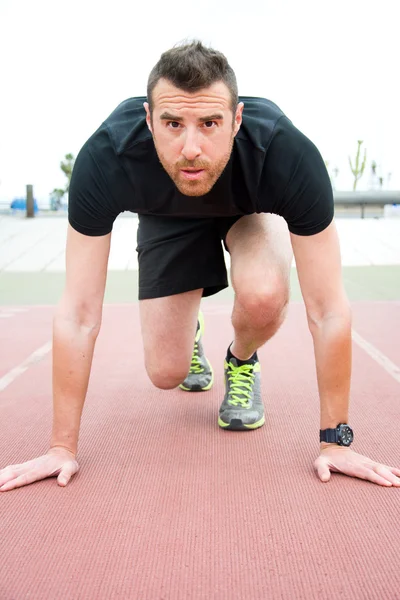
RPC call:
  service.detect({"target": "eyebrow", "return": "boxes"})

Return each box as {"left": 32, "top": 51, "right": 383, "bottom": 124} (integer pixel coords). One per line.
{"left": 159, "top": 112, "right": 224, "bottom": 122}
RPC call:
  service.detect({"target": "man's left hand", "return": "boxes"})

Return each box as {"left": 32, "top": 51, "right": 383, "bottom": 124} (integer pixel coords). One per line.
{"left": 315, "top": 445, "right": 400, "bottom": 486}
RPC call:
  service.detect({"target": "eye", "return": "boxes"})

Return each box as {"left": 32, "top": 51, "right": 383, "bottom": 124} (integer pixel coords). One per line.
{"left": 203, "top": 121, "right": 217, "bottom": 128}
{"left": 167, "top": 121, "right": 181, "bottom": 129}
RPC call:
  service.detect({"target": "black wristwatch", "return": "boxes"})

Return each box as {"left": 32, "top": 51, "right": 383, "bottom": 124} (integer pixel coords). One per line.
{"left": 320, "top": 423, "right": 354, "bottom": 446}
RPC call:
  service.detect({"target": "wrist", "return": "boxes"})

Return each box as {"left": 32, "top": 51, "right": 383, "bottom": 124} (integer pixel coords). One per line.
{"left": 51, "top": 430, "right": 79, "bottom": 456}
{"left": 49, "top": 444, "right": 77, "bottom": 457}
{"left": 320, "top": 441, "right": 334, "bottom": 449}
{"left": 320, "top": 442, "right": 345, "bottom": 451}
{"left": 320, "top": 415, "right": 349, "bottom": 430}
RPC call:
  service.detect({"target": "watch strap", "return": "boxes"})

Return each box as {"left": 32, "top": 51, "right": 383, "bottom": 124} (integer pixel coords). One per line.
{"left": 320, "top": 428, "right": 338, "bottom": 443}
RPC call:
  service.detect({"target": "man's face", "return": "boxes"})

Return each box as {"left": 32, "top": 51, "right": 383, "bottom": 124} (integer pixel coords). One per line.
{"left": 144, "top": 79, "right": 243, "bottom": 196}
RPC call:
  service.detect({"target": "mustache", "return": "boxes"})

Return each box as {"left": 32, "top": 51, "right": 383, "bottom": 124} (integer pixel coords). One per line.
{"left": 176, "top": 159, "right": 210, "bottom": 169}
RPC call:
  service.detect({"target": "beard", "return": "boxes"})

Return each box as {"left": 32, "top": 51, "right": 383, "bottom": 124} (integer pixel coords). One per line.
{"left": 154, "top": 136, "right": 234, "bottom": 197}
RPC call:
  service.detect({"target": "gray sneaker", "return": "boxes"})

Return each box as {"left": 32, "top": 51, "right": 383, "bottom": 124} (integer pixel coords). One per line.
{"left": 180, "top": 311, "right": 214, "bottom": 392}
{"left": 218, "top": 356, "right": 265, "bottom": 430}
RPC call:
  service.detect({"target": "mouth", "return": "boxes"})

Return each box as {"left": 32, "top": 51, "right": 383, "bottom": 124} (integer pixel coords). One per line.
{"left": 180, "top": 169, "right": 205, "bottom": 181}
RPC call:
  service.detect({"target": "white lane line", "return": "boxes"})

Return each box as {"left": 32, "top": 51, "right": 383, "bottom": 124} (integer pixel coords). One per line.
{"left": 0, "top": 308, "right": 29, "bottom": 318}
{"left": 352, "top": 329, "right": 400, "bottom": 384}
{"left": 0, "top": 341, "right": 52, "bottom": 393}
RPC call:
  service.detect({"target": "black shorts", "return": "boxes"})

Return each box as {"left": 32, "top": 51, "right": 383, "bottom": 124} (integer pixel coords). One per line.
{"left": 136, "top": 214, "right": 243, "bottom": 300}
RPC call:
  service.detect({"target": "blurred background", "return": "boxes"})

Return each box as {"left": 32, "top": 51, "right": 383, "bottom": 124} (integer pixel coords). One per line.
{"left": 0, "top": 0, "right": 399, "bottom": 211}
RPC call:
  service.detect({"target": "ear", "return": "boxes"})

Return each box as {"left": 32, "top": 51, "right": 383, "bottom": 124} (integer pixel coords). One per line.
{"left": 143, "top": 102, "right": 153, "bottom": 134}
{"left": 233, "top": 102, "right": 244, "bottom": 136}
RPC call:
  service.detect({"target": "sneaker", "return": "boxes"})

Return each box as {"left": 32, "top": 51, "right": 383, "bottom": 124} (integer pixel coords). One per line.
{"left": 218, "top": 355, "right": 265, "bottom": 430}
{"left": 179, "top": 311, "right": 214, "bottom": 392}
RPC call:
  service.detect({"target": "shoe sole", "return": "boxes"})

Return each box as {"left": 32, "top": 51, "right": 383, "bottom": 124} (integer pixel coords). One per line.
{"left": 179, "top": 360, "right": 214, "bottom": 392}
{"left": 218, "top": 415, "right": 265, "bottom": 431}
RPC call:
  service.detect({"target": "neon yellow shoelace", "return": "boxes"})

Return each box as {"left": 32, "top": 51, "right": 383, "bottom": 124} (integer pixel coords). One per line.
{"left": 227, "top": 362, "right": 255, "bottom": 407}
{"left": 189, "top": 342, "right": 204, "bottom": 374}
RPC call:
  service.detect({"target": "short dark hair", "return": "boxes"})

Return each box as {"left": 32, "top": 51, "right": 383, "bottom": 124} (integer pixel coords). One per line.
{"left": 147, "top": 41, "right": 238, "bottom": 113}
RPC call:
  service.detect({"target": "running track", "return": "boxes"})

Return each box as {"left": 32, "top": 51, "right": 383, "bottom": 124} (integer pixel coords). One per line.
{"left": 1, "top": 302, "right": 399, "bottom": 599}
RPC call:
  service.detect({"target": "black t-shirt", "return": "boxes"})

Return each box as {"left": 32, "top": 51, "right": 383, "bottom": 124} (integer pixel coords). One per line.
{"left": 68, "top": 96, "right": 333, "bottom": 236}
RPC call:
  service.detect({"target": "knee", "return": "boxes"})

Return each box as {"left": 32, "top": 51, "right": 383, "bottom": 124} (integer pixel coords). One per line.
{"left": 235, "top": 277, "right": 289, "bottom": 325}
{"left": 145, "top": 363, "right": 189, "bottom": 390}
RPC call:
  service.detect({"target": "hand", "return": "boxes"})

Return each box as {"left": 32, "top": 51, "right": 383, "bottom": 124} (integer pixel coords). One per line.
{"left": 315, "top": 445, "right": 400, "bottom": 486}
{"left": 0, "top": 447, "right": 79, "bottom": 492}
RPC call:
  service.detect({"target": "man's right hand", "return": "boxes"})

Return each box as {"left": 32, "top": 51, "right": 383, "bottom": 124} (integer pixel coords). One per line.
{"left": 0, "top": 447, "right": 79, "bottom": 492}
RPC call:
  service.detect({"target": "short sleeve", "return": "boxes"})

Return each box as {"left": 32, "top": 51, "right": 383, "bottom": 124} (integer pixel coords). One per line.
{"left": 68, "top": 140, "right": 120, "bottom": 237}
{"left": 258, "top": 117, "right": 334, "bottom": 236}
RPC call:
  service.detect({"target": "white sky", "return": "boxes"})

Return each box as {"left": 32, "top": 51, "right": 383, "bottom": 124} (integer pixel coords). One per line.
{"left": 0, "top": 0, "right": 399, "bottom": 201}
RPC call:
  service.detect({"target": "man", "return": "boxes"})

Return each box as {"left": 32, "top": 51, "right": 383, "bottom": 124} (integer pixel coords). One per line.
{"left": 1, "top": 41, "right": 399, "bottom": 491}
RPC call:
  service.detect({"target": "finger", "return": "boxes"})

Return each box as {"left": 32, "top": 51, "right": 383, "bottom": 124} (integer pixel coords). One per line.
{"left": 0, "top": 471, "right": 15, "bottom": 488}
{"left": 374, "top": 465, "right": 400, "bottom": 487}
{"left": 315, "top": 459, "right": 331, "bottom": 482}
{"left": 0, "top": 463, "right": 23, "bottom": 473}
{"left": 355, "top": 467, "right": 392, "bottom": 487}
{"left": 0, "top": 467, "right": 50, "bottom": 492}
{"left": 0, "top": 467, "right": 24, "bottom": 489}
{"left": 1, "top": 463, "right": 30, "bottom": 471}
{"left": 0, "top": 462, "right": 33, "bottom": 486}
{"left": 389, "top": 467, "right": 400, "bottom": 478}
{"left": 0, "top": 477, "right": 17, "bottom": 490}
{"left": 57, "top": 462, "right": 79, "bottom": 487}
{"left": 0, "top": 473, "right": 31, "bottom": 492}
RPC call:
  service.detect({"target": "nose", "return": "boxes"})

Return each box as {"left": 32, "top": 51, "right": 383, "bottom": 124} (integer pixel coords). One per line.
{"left": 181, "top": 130, "right": 201, "bottom": 161}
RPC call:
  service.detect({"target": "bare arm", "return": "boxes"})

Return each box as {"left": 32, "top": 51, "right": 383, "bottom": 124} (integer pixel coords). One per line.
{"left": 51, "top": 224, "right": 111, "bottom": 455}
{"left": 0, "top": 225, "right": 111, "bottom": 491}
{"left": 291, "top": 221, "right": 400, "bottom": 486}
{"left": 290, "top": 220, "right": 352, "bottom": 430}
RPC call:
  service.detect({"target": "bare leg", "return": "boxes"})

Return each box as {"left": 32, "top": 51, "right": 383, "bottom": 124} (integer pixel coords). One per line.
{"left": 226, "top": 213, "right": 293, "bottom": 360}
{"left": 139, "top": 289, "right": 203, "bottom": 389}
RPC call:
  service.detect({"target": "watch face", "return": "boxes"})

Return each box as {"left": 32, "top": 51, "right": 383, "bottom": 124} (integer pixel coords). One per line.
{"left": 338, "top": 425, "right": 354, "bottom": 446}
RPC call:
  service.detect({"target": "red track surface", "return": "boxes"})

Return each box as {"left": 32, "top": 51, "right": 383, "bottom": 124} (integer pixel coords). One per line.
{"left": 1, "top": 302, "right": 400, "bottom": 599}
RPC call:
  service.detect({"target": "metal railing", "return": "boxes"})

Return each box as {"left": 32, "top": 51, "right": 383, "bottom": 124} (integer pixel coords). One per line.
{"left": 333, "top": 191, "right": 400, "bottom": 218}
{"left": 2, "top": 189, "right": 400, "bottom": 219}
